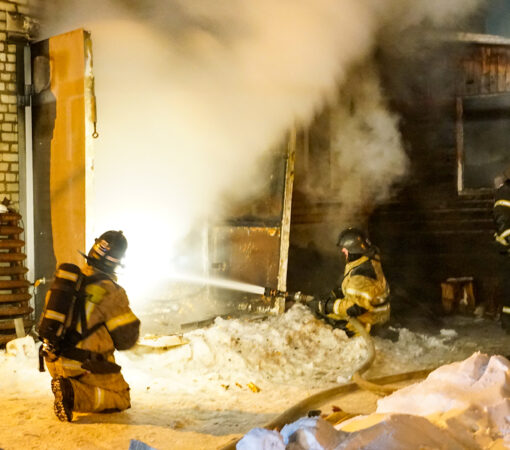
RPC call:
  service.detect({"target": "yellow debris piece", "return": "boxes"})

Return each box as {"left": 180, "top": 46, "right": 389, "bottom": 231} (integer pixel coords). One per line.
{"left": 247, "top": 382, "right": 261, "bottom": 393}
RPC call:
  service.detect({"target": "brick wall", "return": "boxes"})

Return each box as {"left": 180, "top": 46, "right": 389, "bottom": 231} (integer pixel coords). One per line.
{"left": 0, "top": 0, "right": 38, "bottom": 210}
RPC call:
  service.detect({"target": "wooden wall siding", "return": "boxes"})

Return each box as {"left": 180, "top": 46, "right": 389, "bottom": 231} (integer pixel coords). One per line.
{"left": 459, "top": 45, "right": 510, "bottom": 96}
{"left": 289, "top": 39, "right": 509, "bottom": 314}
{"left": 368, "top": 110, "right": 499, "bottom": 316}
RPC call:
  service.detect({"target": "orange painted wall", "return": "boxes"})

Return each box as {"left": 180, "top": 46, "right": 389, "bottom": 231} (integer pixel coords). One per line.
{"left": 49, "top": 29, "right": 86, "bottom": 265}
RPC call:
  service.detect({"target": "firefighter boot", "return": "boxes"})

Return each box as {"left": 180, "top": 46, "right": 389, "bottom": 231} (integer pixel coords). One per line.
{"left": 51, "top": 377, "right": 74, "bottom": 422}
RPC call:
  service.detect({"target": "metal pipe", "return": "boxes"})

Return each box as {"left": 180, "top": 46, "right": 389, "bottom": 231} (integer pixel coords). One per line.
{"left": 20, "top": 44, "right": 35, "bottom": 314}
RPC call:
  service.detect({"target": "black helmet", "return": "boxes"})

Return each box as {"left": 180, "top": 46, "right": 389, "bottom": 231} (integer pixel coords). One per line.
{"left": 337, "top": 227, "right": 372, "bottom": 254}
{"left": 86, "top": 230, "right": 127, "bottom": 273}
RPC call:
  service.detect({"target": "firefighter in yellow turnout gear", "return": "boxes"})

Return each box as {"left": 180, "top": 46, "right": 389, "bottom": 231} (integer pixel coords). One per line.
{"left": 44, "top": 231, "right": 140, "bottom": 422}
{"left": 494, "top": 166, "right": 510, "bottom": 332}
{"left": 308, "top": 228, "right": 390, "bottom": 336}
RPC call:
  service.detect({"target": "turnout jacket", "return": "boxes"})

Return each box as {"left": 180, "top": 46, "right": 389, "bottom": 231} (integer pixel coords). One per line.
{"left": 49, "top": 264, "right": 140, "bottom": 375}
{"left": 329, "top": 253, "right": 390, "bottom": 326}
{"left": 494, "top": 180, "right": 510, "bottom": 247}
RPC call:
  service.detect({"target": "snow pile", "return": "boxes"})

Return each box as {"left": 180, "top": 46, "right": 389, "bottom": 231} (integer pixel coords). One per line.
{"left": 1, "top": 335, "right": 46, "bottom": 394}
{"left": 237, "top": 428, "right": 285, "bottom": 450}
{"left": 5, "top": 335, "right": 37, "bottom": 359}
{"left": 340, "top": 352, "right": 510, "bottom": 448}
{"left": 371, "top": 327, "right": 456, "bottom": 376}
{"left": 281, "top": 417, "right": 345, "bottom": 449}
{"left": 119, "top": 307, "right": 508, "bottom": 395}
{"left": 238, "top": 415, "right": 467, "bottom": 449}
{"left": 238, "top": 353, "right": 510, "bottom": 449}
{"left": 374, "top": 352, "right": 510, "bottom": 447}
{"left": 377, "top": 351, "right": 510, "bottom": 416}
{"left": 121, "top": 304, "right": 369, "bottom": 390}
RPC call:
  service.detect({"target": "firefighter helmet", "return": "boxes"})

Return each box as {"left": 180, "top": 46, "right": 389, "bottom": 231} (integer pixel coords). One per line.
{"left": 336, "top": 227, "right": 372, "bottom": 254}
{"left": 86, "top": 230, "right": 127, "bottom": 273}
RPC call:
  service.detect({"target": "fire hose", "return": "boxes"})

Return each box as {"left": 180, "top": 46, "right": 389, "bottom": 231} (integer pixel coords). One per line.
{"left": 348, "top": 317, "right": 405, "bottom": 396}
{"left": 264, "top": 289, "right": 405, "bottom": 394}
{"left": 221, "top": 338, "right": 433, "bottom": 449}
{"left": 220, "top": 291, "right": 436, "bottom": 450}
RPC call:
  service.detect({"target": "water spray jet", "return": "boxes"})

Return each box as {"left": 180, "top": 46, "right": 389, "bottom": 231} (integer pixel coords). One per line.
{"left": 167, "top": 273, "right": 317, "bottom": 305}
{"left": 168, "top": 272, "right": 266, "bottom": 295}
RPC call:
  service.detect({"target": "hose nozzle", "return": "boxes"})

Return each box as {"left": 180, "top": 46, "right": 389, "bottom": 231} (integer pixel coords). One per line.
{"left": 264, "top": 287, "right": 285, "bottom": 298}
{"left": 263, "top": 287, "right": 314, "bottom": 304}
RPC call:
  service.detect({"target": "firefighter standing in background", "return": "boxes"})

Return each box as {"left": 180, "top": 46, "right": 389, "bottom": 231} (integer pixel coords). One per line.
{"left": 307, "top": 227, "right": 390, "bottom": 336}
{"left": 494, "top": 167, "right": 510, "bottom": 333}
{"left": 45, "top": 231, "right": 140, "bottom": 422}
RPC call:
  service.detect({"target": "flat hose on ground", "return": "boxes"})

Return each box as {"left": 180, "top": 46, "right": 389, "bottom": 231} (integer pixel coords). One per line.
{"left": 219, "top": 370, "right": 433, "bottom": 450}
{"left": 220, "top": 318, "right": 435, "bottom": 450}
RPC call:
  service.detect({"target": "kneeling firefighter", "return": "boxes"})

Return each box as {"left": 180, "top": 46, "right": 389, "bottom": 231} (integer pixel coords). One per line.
{"left": 39, "top": 231, "right": 140, "bottom": 422}
{"left": 307, "top": 228, "right": 390, "bottom": 336}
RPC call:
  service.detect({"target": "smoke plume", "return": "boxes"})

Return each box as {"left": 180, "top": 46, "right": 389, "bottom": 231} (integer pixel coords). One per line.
{"left": 328, "top": 62, "right": 407, "bottom": 218}
{"left": 38, "top": 0, "right": 484, "bottom": 304}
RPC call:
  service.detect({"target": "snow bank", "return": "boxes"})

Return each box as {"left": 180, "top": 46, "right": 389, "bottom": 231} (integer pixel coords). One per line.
{"left": 374, "top": 352, "right": 510, "bottom": 447}
{"left": 120, "top": 304, "right": 371, "bottom": 390}
{"left": 377, "top": 352, "right": 510, "bottom": 416}
{"left": 237, "top": 428, "right": 285, "bottom": 450}
{"left": 343, "top": 352, "right": 510, "bottom": 448}
{"left": 370, "top": 327, "right": 456, "bottom": 376}
{"left": 237, "top": 415, "right": 470, "bottom": 449}
{"left": 238, "top": 352, "right": 510, "bottom": 449}
{"left": 113, "top": 306, "right": 510, "bottom": 397}
{"left": 2, "top": 311, "right": 510, "bottom": 448}
{"left": 5, "top": 335, "right": 38, "bottom": 359}
{"left": 1, "top": 335, "right": 46, "bottom": 394}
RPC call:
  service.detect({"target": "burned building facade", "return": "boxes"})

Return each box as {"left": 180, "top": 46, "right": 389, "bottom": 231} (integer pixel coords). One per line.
{"left": 287, "top": 26, "right": 510, "bottom": 323}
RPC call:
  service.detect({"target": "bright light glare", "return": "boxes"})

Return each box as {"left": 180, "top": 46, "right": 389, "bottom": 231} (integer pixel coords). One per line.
{"left": 93, "top": 209, "right": 191, "bottom": 308}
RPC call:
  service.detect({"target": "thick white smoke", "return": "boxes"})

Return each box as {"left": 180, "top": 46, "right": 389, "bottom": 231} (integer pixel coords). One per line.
{"left": 328, "top": 62, "right": 407, "bottom": 217}
{"left": 38, "top": 0, "right": 484, "bottom": 302}
{"left": 290, "top": 60, "right": 409, "bottom": 251}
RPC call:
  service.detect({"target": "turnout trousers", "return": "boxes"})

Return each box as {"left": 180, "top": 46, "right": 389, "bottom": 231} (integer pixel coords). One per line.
{"left": 46, "top": 358, "right": 131, "bottom": 413}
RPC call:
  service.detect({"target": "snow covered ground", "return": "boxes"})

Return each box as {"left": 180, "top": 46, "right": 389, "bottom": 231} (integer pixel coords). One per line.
{"left": 1, "top": 304, "right": 510, "bottom": 449}
{"left": 239, "top": 352, "right": 510, "bottom": 449}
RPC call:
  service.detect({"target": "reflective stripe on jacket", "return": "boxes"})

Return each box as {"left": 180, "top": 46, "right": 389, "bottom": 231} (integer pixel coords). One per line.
{"left": 494, "top": 181, "right": 510, "bottom": 246}
{"left": 78, "top": 264, "right": 140, "bottom": 354}
{"left": 332, "top": 254, "right": 390, "bottom": 325}
{"left": 47, "top": 265, "right": 140, "bottom": 377}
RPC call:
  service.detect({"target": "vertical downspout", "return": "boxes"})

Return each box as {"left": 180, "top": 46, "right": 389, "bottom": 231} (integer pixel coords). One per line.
{"left": 276, "top": 126, "right": 296, "bottom": 313}
{"left": 19, "top": 44, "right": 35, "bottom": 304}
